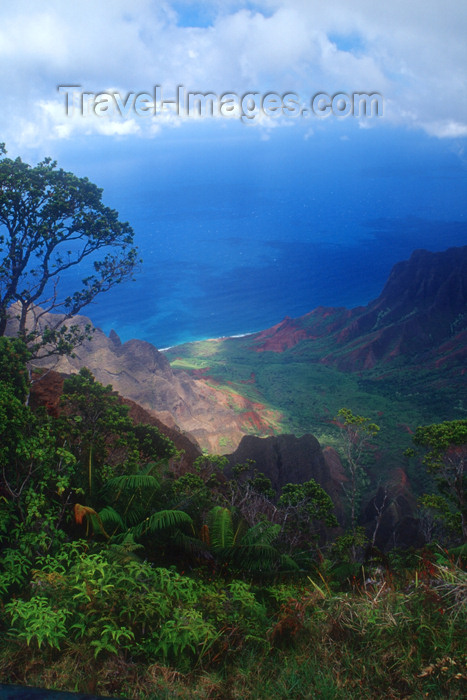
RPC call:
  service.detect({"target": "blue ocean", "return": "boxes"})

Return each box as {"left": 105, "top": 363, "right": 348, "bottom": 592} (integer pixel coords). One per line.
{"left": 55, "top": 122, "right": 467, "bottom": 349}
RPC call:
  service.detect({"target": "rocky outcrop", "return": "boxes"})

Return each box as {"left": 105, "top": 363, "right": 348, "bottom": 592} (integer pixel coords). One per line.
{"left": 225, "top": 433, "right": 346, "bottom": 522}
{"left": 225, "top": 436, "right": 428, "bottom": 545}
{"left": 7, "top": 306, "right": 276, "bottom": 453}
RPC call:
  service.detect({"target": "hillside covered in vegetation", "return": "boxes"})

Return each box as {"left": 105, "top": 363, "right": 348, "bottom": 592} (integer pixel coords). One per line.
{"left": 0, "top": 337, "right": 466, "bottom": 699}
{"left": 0, "top": 147, "right": 465, "bottom": 699}
{"left": 165, "top": 247, "right": 467, "bottom": 468}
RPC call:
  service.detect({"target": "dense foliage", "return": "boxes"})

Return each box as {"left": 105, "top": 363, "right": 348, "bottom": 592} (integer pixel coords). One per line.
{"left": 0, "top": 340, "right": 465, "bottom": 699}
{"left": 413, "top": 420, "right": 467, "bottom": 542}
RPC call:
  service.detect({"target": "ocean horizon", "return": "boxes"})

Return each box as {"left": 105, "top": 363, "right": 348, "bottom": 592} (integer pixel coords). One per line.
{"left": 53, "top": 123, "right": 467, "bottom": 350}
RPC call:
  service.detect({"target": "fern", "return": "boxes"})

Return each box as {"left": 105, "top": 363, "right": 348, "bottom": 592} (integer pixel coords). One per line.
{"left": 279, "top": 553, "right": 300, "bottom": 572}
{"left": 140, "top": 460, "right": 166, "bottom": 476}
{"left": 227, "top": 543, "right": 281, "bottom": 572}
{"left": 75, "top": 504, "right": 110, "bottom": 539}
{"left": 208, "top": 506, "right": 234, "bottom": 550}
{"left": 241, "top": 521, "right": 281, "bottom": 547}
{"left": 106, "top": 534, "right": 144, "bottom": 563}
{"left": 206, "top": 511, "right": 294, "bottom": 573}
{"left": 105, "top": 474, "right": 160, "bottom": 492}
{"left": 133, "top": 509, "right": 193, "bottom": 538}
{"left": 98, "top": 506, "right": 125, "bottom": 533}
{"left": 124, "top": 502, "right": 149, "bottom": 527}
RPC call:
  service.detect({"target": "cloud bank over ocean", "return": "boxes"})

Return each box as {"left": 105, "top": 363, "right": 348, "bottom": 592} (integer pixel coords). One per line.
{"left": 1, "top": 0, "right": 467, "bottom": 151}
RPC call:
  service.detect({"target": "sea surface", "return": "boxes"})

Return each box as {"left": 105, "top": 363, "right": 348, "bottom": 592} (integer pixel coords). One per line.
{"left": 54, "top": 123, "right": 467, "bottom": 349}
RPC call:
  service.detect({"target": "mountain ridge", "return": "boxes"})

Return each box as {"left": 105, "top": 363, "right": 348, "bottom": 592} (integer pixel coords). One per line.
{"left": 6, "top": 305, "right": 281, "bottom": 453}
{"left": 7, "top": 244, "right": 466, "bottom": 454}
{"left": 243, "top": 245, "right": 467, "bottom": 370}
{"left": 166, "top": 245, "right": 467, "bottom": 453}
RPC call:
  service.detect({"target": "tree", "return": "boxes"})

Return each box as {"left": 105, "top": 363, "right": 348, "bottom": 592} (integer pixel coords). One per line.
{"left": 0, "top": 144, "right": 139, "bottom": 353}
{"left": 413, "top": 419, "right": 467, "bottom": 542}
{"left": 225, "top": 460, "right": 277, "bottom": 527}
{"left": 0, "top": 339, "right": 77, "bottom": 556}
{"left": 278, "top": 480, "right": 338, "bottom": 555}
{"left": 0, "top": 336, "right": 30, "bottom": 400}
{"left": 336, "top": 408, "right": 380, "bottom": 557}
{"left": 58, "top": 368, "right": 175, "bottom": 501}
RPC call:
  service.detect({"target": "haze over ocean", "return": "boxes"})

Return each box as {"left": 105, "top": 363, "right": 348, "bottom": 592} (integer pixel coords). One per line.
{"left": 56, "top": 122, "right": 467, "bottom": 349}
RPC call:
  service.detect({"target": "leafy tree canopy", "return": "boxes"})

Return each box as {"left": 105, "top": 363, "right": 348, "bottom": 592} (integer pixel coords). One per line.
{"left": 413, "top": 419, "right": 467, "bottom": 542}
{"left": 0, "top": 143, "right": 139, "bottom": 354}
{"left": 279, "top": 480, "right": 338, "bottom": 529}
{"left": 0, "top": 336, "right": 30, "bottom": 401}
{"left": 413, "top": 420, "right": 467, "bottom": 463}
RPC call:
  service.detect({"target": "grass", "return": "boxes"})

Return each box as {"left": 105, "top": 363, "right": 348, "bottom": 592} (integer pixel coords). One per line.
{"left": 1, "top": 556, "right": 465, "bottom": 699}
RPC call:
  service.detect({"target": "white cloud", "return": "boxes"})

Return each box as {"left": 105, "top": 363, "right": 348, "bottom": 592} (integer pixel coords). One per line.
{"left": 423, "top": 120, "right": 467, "bottom": 139}
{"left": 0, "top": 0, "right": 466, "bottom": 150}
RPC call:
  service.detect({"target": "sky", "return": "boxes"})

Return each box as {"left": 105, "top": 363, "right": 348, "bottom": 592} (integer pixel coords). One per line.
{"left": 0, "top": 1, "right": 466, "bottom": 346}
{"left": 1, "top": 0, "right": 466, "bottom": 147}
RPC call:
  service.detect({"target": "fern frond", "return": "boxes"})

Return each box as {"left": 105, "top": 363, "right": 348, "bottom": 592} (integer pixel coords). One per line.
{"left": 105, "top": 474, "right": 160, "bottom": 492}
{"left": 140, "top": 460, "right": 166, "bottom": 476}
{"left": 241, "top": 521, "right": 281, "bottom": 547}
{"left": 133, "top": 509, "right": 193, "bottom": 538}
{"left": 208, "top": 506, "right": 234, "bottom": 550}
{"left": 107, "top": 533, "right": 144, "bottom": 563}
{"left": 75, "top": 503, "right": 110, "bottom": 539}
{"left": 233, "top": 518, "right": 248, "bottom": 545}
{"left": 125, "top": 503, "right": 148, "bottom": 527}
{"left": 98, "top": 506, "right": 125, "bottom": 532}
{"left": 279, "top": 553, "right": 300, "bottom": 572}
